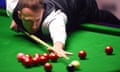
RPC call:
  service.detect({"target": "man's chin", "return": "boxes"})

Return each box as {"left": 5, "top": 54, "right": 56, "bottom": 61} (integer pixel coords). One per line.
{"left": 28, "top": 30, "right": 36, "bottom": 34}
{"left": 28, "top": 28, "right": 37, "bottom": 34}
{"left": 24, "top": 27, "right": 38, "bottom": 34}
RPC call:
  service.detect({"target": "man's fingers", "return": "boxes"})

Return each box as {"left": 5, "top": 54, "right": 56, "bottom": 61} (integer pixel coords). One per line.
{"left": 48, "top": 47, "right": 73, "bottom": 56}
{"left": 48, "top": 47, "right": 69, "bottom": 60}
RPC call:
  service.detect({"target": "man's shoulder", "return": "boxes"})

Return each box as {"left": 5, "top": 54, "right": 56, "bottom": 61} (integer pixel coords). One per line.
{"left": 6, "top": 0, "right": 19, "bottom": 16}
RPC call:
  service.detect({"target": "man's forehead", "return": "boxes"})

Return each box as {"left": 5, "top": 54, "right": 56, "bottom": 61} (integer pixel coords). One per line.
{"left": 22, "top": 8, "right": 41, "bottom": 15}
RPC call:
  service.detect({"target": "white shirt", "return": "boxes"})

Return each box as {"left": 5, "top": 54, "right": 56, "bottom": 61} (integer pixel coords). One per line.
{"left": 42, "top": 10, "right": 67, "bottom": 44}
{"left": 6, "top": 0, "right": 18, "bottom": 16}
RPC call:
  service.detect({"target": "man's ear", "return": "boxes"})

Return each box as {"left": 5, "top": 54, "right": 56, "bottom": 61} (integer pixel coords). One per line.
{"left": 18, "top": 11, "right": 22, "bottom": 19}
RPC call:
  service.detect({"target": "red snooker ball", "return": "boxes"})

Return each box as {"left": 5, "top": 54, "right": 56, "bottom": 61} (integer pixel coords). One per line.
{"left": 34, "top": 53, "right": 41, "bottom": 58}
{"left": 39, "top": 55, "right": 48, "bottom": 64}
{"left": 32, "top": 53, "right": 41, "bottom": 65}
{"left": 22, "top": 55, "right": 33, "bottom": 67}
{"left": 25, "top": 54, "right": 32, "bottom": 59}
{"left": 44, "top": 63, "right": 52, "bottom": 71}
{"left": 43, "top": 53, "right": 49, "bottom": 59}
{"left": 49, "top": 52, "right": 58, "bottom": 62}
{"left": 105, "top": 46, "right": 113, "bottom": 55}
{"left": 78, "top": 50, "right": 87, "bottom": 59}
{"left": 17, "top": 52, "right": 25, "bottom": 62}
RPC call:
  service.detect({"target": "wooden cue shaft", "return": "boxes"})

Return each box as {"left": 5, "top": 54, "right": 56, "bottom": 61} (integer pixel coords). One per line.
{"left": 24, "top": 31, "right": 69, "bottom": 60}
{"left": 24, "top": 31, "right": 51, "bottom": 48}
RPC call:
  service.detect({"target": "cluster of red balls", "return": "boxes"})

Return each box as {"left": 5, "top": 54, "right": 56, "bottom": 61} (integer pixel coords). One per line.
{"left": 16, "top": 52, "right": 58, "bottom": 71}
{"left": 78, "top": 46, "right": 113, "bottom": 59}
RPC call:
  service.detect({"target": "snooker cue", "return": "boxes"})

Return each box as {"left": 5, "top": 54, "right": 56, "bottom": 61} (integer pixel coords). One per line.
{"left": 23, "top": 31, "right": 69, "bottom": 60}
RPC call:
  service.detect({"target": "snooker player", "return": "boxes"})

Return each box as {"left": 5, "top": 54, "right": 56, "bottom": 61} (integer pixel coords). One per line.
{"left": 6, "top": 0, "right": 120, "bottom": 58}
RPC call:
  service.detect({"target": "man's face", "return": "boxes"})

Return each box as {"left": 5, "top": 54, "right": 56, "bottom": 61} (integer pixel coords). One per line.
{"left": 19, "top": 8, "right": 43, "bottom": 33}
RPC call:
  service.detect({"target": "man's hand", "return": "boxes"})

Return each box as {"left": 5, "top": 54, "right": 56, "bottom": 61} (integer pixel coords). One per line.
{"left": 10, "top": 20, "right": 21, "bottom": 32}
{"left": 48, "top": 42, "right": 73, "bottom": 59}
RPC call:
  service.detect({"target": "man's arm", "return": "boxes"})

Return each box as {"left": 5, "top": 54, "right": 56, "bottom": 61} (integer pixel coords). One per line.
{"left": 48, "top": 10, "right": 68, "bottom": 57}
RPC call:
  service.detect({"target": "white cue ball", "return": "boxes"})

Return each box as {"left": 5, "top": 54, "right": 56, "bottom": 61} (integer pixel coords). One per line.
{"left": 71, "top": 60, "right": 80, "bottom": 69}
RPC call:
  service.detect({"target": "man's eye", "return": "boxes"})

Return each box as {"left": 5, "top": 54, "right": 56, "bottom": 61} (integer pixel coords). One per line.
{"left": 22, "top": 19, "right": 33, "bottom": 24}
{"left": 24, "top": 19, "right": 31, "bottom": 22}
{"left": 24, "top": 19, "right": 33, "bottom": 23}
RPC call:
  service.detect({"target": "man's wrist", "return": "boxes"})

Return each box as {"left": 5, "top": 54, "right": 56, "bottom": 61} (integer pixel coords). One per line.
{"left": 53, "top": 41, "right": 64, "bottom": 49}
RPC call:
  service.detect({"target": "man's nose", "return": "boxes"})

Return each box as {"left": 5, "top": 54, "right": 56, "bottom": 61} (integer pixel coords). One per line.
{"left": 33, "top": 21, "right": 37, "bottom": 24}
{"left": 33, "top": 21, "right": 38, "bottom": 28}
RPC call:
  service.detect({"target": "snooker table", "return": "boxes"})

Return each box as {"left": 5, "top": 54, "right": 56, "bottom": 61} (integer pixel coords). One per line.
{"left": 0, "top": 10, "right": 120, "bottom": 72}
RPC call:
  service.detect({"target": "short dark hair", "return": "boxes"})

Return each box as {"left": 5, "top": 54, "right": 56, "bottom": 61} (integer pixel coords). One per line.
{"left": 18, "top": 0, "right": 44, "bottom": 11}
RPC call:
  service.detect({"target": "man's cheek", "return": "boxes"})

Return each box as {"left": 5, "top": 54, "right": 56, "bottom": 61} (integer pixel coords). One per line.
{"left": 22, "top": 21, "right": 33, "bottom": 32}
